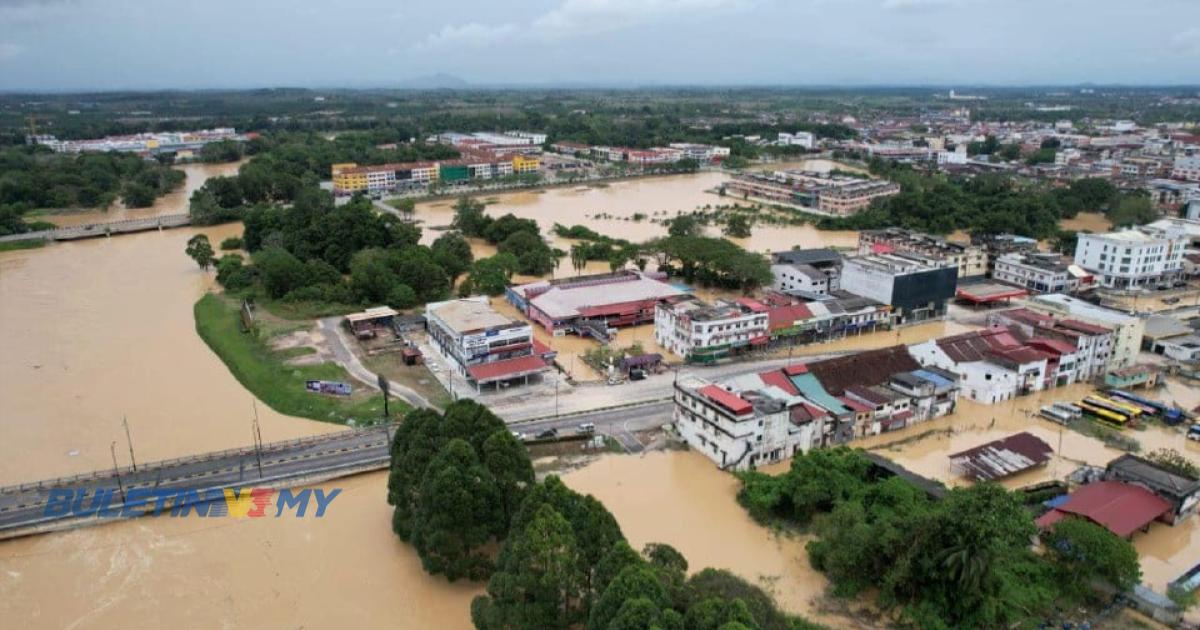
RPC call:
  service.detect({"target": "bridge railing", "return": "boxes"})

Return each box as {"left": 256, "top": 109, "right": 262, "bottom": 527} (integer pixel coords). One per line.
{"left": 0, "top": 423, "right": 395, "bottom": 496}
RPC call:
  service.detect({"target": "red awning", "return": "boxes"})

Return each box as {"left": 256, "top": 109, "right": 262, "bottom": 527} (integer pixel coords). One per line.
{"left": 749, "top": 335, "right": 769, "bottom": 345}
{"left": 467, "top": 355, "right": 551, "bottom": 383}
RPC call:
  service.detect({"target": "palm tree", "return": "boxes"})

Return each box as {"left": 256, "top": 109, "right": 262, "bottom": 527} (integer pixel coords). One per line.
{"left": 936, "top": 543, "right": 990, "bottom": 594}
{"left": 570, "top": 244, "right": 588, "bottom": 277}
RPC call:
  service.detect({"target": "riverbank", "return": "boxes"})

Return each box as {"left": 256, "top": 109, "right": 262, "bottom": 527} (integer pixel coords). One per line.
{"left": 0, "top": 238, "right": 46, "bottom": 252}
{"left": 194, "top": 293, "right": 399, "bottom": 425}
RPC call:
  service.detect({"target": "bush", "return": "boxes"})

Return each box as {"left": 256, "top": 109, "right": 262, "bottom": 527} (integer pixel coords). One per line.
{"left": 220, "top": 236, "right": 245, "bottom": 250}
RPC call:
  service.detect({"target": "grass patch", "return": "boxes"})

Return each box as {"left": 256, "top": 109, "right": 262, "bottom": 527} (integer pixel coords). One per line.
{"left": 276, "top": 346, "right": 318, "bottom": 359}
{"left": 194, "top": 293, "right": 407, "bottom": 424}
{"left": 362, "top": 353, "right": 453, "bottom": 410}
{"left": 0, "top": 238, "right": 47, "bottom": 252}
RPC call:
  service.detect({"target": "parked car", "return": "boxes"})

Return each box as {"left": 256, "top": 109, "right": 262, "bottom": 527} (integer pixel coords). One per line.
{"left": 576, "top": 423, "right": 596, "bottom": 435}
{"left": 1187, "top": 425, "right": 1200, "bottom": 442}
{"left": 535, "top": 428, "right": 558, "bottom": 439}
{"left": 511, "top": 431, "right": 525, "bottom": 441}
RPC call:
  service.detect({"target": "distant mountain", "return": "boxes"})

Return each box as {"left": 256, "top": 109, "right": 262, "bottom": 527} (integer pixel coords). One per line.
{"left": 398, "top": 73, "right": 470, "bottom": 89}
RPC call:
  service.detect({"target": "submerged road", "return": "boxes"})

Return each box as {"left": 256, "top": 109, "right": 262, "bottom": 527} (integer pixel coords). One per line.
{"left": 0, "top": 400, "right": 672, "bottom": 540}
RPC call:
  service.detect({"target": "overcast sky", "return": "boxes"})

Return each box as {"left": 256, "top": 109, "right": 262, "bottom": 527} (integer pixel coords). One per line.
{"left": 1, "top": 0, "right": 1198, "bottom": 91}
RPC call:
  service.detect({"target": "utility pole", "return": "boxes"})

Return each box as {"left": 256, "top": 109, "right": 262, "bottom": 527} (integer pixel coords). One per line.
{"left": 251, "top": 400, "right": 264, "bottom": 478}
{"left": 122, "top": 415, "right": 137, "bottom": 471}
{"left": 554, "top": 377, "right": 560, "bottom": 418}
{"left": 110, "top": 441, "right": 125, "bottom": 503}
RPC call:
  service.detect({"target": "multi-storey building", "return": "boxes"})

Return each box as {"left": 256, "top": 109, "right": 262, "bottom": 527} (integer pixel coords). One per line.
{"left": 858, "top": 228, "right": 988, "bottom": 279}
{"left": 1172, "top": 156, "right": 1200, "bottom": 182}
{"left": 1027, "top": 294, "right": 1145, "bottom": 369}
{"left": 770, "top": 249, "right": 842, "bottom": 296}
{"left": 839, "top": 253, "right": 958, "bottom": 325}
{"left": 654, "top": 297, "right": 769, "bottom": 363}
{"left": 817, "top": 180, "right": 903, "bottom": 215}
{"left": 777, "top": 132, "right": 814, "bottom": 149}
{"left": 1073, "top": 228, "right": 1187, "bottom": 289}
{"left": 987, "top": 308, "right": 1113, "bottom": 382}
{"left": 992, "top": 252, "right": 1081, "bottom": 294}
{"left": 424, "top": 296, "right": 551, "bottom": 392}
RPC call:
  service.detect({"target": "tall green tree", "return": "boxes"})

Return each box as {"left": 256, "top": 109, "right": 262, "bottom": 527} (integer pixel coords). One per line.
{"left": 185, "top": 234, "right": 216, "bottom": 270}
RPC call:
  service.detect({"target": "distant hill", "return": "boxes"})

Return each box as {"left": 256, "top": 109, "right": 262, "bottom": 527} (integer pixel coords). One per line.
{"left": 398, "top": 73, "right": 470, "bottom": 89}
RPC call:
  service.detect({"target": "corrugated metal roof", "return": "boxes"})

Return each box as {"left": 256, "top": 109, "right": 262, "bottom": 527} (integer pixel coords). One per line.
{"left": 949, "top": 432, "right": 1053, "bottom": 481}
{"left": 699, "top": 384, "right": 753, "bottom": 416}
{"left": 1035, "top": 480, "right": 1172, "bottom": 538}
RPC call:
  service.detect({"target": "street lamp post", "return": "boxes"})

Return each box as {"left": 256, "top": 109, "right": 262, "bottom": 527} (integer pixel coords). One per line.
{"left": 122, "top": 415, "right": 137, "bottom": 472}
{"left": 110, "top": 441, "right": 125, "bottom": 503}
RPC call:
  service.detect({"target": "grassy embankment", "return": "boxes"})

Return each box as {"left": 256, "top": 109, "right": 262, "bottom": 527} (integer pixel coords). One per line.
{"left": 0, "top": 238, "right": 47, "bottom": 252}
{"left": 194, "top": 293, "right": 407, "bottom": 424}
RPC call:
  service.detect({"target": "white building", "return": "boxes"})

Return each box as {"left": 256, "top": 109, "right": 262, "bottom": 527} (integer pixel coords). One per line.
{"left": 1173, "top": 157, "right": 1200, "bottom": 182}
{"left": 673, "top": 375, "right": 826, "bottom": 470}
{"left": 937, "top": 148, "right": 968, "bottom": 167}
{"left": 654, "top": 297, "right": 769, "bottom": 362}
{"left": 770, "top": 249, "right": 842, "bottom": 296}
{"left": 1073, "top": 228, "right": 1187, "bottom": 290}
{"left": 777, "top": 132, "right": 815, "bottom": 149}
{"left": 987, "top": 309, "right": 1114, "bottom": 383}
{"left": 424, "top": 296, "right": 550, "bottom": 391}
{"left": 505, "top": 131, "right": 548, "bottom": 145}
{"left": 992, "top": 252, "right": 1080, "bottom": 294}
{"left": 908, "top": 329, "right": 1049, "bottom": 403}
{"left": 1027, "top": 294, "right": 1145, "bottom": 369}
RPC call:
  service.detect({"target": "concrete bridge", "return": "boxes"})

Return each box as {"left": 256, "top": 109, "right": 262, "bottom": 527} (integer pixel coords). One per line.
{"left": 0, "top": 213, "right": 192, "bottom": 244}
{"left": 0, "top": 425, "right": 394, "bottom": 540}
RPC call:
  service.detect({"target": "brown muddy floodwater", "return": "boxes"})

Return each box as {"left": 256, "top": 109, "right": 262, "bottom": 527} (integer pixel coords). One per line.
{"left": 0, "top": 472, "right": 479, "bottom": 629}
{"left": 1058, "top": 212, "right": 1113, "bottom": 234}
{"left": 416, "top": 169, "right": 860, "bottom": 257}
{"left": 39, "top": 160, "right": 247, "bottom": 228}
{"left": 851, "top": 381, "right": 1200, "bottom": 591}
{"left": 563, "top": 451, "right": 865, "bottom": 629}
{"left": 0, "top": 223, "right": 337, "bottom": 486}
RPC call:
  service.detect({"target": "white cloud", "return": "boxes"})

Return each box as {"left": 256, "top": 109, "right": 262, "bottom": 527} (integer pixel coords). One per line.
{"left": 417, "top": 0, "right": 755, "bottom": 49}
{"left": 0, "top": 42, "right": 23, "bottom": 61}
{"left": 1169, "top": 27, "right": 1200, "bottom": 55}
{"left": 417, "top": 21, "right": 519, "bottom": 49}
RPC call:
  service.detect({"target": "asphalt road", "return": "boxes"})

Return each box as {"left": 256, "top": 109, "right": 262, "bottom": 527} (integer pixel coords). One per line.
{"left": 0, "top": 399, "right": 673, "bottom": 537}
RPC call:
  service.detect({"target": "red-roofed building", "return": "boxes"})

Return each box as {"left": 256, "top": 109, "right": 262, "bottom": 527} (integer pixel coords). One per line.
{"left": 1036, "top": 481, "right": 1172, "bottom": 538}
{"left": 699, "top": 384, "right": 754, "bottom": 416}
{"left": 988, "top": 309, "right": 1114, "bottom": 384}
{"left": 909, "top": 327, "right": 1050, "bottom": 403}
{"left": 759, "top": 370, "right": 799, "bottom": 395}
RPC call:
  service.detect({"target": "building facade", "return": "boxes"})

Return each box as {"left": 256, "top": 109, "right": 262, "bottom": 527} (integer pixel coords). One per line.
{"left": 839, "top": 254, "right": 958, "bottom": 325}
{"left": 654, "top": 297, "right": 769, "bottom": 363}
{"left": 1073, "top": 228, "right": 1187, "bottom": 290}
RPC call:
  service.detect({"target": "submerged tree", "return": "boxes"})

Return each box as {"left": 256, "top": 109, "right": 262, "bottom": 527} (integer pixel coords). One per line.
{"left": 185, "top": 234, "right": 215, "bottom": 270}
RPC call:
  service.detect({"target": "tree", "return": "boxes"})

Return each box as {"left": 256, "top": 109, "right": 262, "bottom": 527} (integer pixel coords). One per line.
{"left": 185, "top": 234, "right": 216, "bottom": 270}
{"left": 1109, "top": 194, "right": 1156, "bottom": 227}
{"left": 394, "top": 197, "right": 416, "bottom": 221}
{"left": 349, "top": 248, "right": 399, "bottom": 304}
{"left": 387, "top": 284, "right": 418, "bottom": 309}
{"left": 461, "top": 253, "right": 519, "bottom": 296}
{"left": 431, "top": 231, "right": 474, "bottom": 282}
{"left": 452, "top": 196, "right": 492, "bottom": 237}
{"left": 472, "top": 503, "right": 585, "bottom": 630}
{"left": 723, "top": 214, "right": 752, "bottom": 238}
{"left": 121, "top": 182, "right": 157, "bottom": 208}
{"left": 410, "top": 438, "right": 502, "bottom": 581}
{"left": 220, "top": 236, "right": 244, "bottom": 250}
{"left": 1043, "top": 517, "right": 1141, "bottom": 598}
{"left": 1145, "top": 448, "right": 1200, "bottom": 480}
{"left": 570, "top": 243, "right": 589, "bottom": 276}
{"left": 667, "top": 214, "right": 702, "bottom": 238}
{"left": 499, "top": 231, "right": 556, "bottom": 276}
{"left": 254, "top": 247, "right": 310, "bottom": 299}
{"left": 589, "top": 564, "right": 670, "bottom": 630}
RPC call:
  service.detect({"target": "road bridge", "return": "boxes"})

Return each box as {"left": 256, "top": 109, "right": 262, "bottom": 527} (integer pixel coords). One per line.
{"left": 0, "top": 400, "right": 671, "bottom": 540}
{"left": 0, "top": 214, "right": 191, "bottom": 244}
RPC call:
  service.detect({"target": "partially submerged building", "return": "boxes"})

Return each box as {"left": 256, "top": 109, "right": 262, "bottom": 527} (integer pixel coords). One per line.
{"left": 839, "top": 253, "right": 958, "bottom": 325}
{"left": 425, "top": 296, "right": 552, "bottom": 391}
{"left": 507, "top": 270, "right": 683, "bottom": 339}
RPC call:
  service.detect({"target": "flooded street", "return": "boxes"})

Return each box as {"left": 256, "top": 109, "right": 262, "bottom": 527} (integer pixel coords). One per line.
{"left": 0, "top": 472, "right": 479, "bottom": 629}
{"left": 852, "top": 382, "right": 1200, "bottom": 591}
{"left": 1058, "top": 212, "right": 1113, "bottom": 233}
{"left": 38, "top": 160, "right": 247, "bottom": 228}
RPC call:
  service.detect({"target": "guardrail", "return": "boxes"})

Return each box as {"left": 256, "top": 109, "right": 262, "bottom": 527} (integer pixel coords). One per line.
{"left": 0, "top": 214, "right": 193, "bottom": 244}
{"left": 0, "top": 424, "right": 395, "bottom": 496}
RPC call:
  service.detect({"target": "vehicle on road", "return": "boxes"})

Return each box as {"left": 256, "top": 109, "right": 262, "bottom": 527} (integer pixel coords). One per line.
{"left": 576, "top": 422, "right": 596, "bottom": 435}
{"left": 1188, "top": 425, "right": 1200, "bottom": 441}
{"left": 535, "top": 428, "right": 558, "bottom": 439}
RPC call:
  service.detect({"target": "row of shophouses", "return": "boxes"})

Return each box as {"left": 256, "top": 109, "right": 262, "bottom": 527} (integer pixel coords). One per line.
{"left": 673, "top": 299, "right": 1131, "bottom": 470}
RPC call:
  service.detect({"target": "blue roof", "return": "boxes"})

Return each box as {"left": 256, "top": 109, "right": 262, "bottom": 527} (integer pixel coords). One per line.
{"left": 789, "top": 373, "right": 848, "bottom": 415}
{"left": 913, "top": 369, "right": 955, "bottom": 389}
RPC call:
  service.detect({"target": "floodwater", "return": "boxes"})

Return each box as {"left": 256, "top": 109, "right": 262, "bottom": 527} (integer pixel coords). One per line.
{"left": 0, "top": 222, "right": 337, "bottom": 486}
{"left": 39, "top": 160, "right": 248, "bottom": 228}
{"left": 0, "top": 472, "right": 479, "bottom": 629}
{"left": 852, "top": 382, "right": 1200, "bottom": 591}
{"left": 415, "top": 168, "right": 859, "bottom": 256}
{"left": 563, "top": 452, "right": 867, "bottom": 629}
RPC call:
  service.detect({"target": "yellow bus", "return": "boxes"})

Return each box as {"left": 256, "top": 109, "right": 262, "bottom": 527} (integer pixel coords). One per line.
{"left": 1077, "top": 401, "right": 1129, "bottom": 426}
{"left": 1085, "top": 396, "right": 1143, "bottom": 419}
